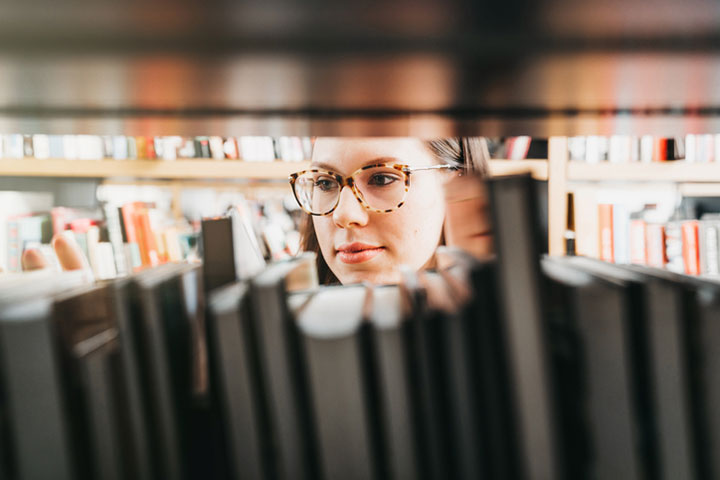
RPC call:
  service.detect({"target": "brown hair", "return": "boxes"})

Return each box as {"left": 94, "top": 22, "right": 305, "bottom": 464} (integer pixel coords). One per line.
{"left": 299, "top": 137, "right": 491, "bottom": 284}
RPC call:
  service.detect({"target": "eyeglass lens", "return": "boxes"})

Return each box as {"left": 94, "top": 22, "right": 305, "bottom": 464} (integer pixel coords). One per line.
{"left": 293, "top": 166, "right": 408, "bottom": 214}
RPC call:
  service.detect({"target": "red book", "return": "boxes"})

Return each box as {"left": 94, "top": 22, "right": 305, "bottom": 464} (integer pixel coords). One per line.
{"left": 598, "top": 204, "right": 614, "bottom": 262}
{"left": 682, "top": 220, "right": 700, "bottom": 275}
{"left": 629, "top": 219, "right": 647, "bottom": 265}
{"left": 646, "top": 223, "right": 667, "bottom": 268}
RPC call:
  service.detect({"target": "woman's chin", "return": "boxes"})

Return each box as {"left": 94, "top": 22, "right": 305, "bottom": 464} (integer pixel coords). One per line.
{"left": 335, "top": 268, "right": 401, "bottom": 286}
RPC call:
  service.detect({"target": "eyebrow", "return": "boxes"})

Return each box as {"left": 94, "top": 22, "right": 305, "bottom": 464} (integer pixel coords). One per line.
{"left": 311, "top": 156, "right": 401, "bottom": 174}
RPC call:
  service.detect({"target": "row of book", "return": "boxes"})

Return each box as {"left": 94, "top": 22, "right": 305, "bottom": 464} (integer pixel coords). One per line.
{"left": 1, "top": 187, "right": 303, "bottom": 278}
{"left": 572, "top": 188, "right": 720, "bottom": 276}
{"left": 1, "top": 174, "right": 718, "bottom": 480}
{"left": 0, "top": 134, "right": 312, "bottom": 162}
{"left": 3, "top": 202, "right": 197, "bottom": 277}
{"left": 568, "top": 134, "right": 720, "bottom": 163}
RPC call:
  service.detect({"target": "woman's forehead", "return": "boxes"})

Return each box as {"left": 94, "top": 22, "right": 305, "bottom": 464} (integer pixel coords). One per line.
{"left": 311, "top": 138, "right": 433, "bottom": 173}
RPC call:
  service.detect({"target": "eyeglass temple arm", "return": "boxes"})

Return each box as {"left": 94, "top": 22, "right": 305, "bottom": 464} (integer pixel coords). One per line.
{"left": 405, "top": 164, "right": 462, "bottom": 172}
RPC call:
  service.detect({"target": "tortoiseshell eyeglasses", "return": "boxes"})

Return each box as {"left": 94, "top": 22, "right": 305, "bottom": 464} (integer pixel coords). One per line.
{"left": 289, "top": 163, "right": 459, "bottom": 216}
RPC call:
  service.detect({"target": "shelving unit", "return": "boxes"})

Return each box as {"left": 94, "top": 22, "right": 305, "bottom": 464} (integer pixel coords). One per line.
{"left": 546, "top": 137, "right": 720, "bottom": 257}
{"left": 0, "top": 158, "right": 548, "bottom": 181}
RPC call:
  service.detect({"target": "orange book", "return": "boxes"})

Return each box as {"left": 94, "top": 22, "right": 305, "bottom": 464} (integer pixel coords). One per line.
{"left": 598, "top": 204, "right": 614, "bottom": 262}
{"left": 120, "top": 203, "right": 140, "bottom": 244}
{"left": 653, "top": 138, "right": 668, "bottom": 162}
{"left": 134, "top": 207, "right": 161, "bottom": 267}
{"left": 682, "top": 220, "right": 700, "bottom": 275}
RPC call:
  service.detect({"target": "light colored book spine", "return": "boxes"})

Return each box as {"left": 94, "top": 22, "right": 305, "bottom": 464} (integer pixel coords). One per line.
{"left": 32, "top": 135, "right": 50, "bottom": 159}
{"left": 613, "top": 203, "right": 630, "bottom": 264}
{"left": 640, "top": 135, "right": 654, "bottom": 163}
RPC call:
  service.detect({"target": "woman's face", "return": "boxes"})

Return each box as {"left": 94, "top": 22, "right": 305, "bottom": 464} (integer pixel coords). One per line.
{"left": 311, "top": 138, "right": 447, "bottom": 285}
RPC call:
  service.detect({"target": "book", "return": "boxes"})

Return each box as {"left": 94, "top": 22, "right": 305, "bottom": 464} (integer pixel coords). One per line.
{"left": 682, "top": 220, "right": 700, "bottom": 275}
{"left": 207, "top": 282, "right": 265, "bottom": 480}
{"left": 487, "top": 174, "right": 559, "bottom": 479}
{"left": 599, "top": 204, "right": 614, "bottom": 262}
{"left": 295, "top": 285, "right": 379, "bottom": 480}
{"left": 248, "top": 254, "right": 320, "bottom": 480}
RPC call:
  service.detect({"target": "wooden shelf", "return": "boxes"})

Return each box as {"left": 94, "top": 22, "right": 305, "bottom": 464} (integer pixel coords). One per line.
{"left": 0, "top": 158, "right": 549, "bottom": 180}
{"left": 488, "top": 159, "right": 548, "bottom": 180}
{"left": 567, "top": 162, "right": 720, "bottom": 183}
{"left": 0, "top": 158, "right": 311, "bottom": 180}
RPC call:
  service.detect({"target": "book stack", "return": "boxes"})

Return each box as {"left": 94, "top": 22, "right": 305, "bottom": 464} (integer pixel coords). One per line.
{"left": 573, "top": 188, "right": 720, "bottom": 276}
{"left": 3, "top": 173, "right": 718, "bottom": 479}
{"left": 0, "top": 134, "right": 313, "bottom": 162}
{"left": 568, "top": 135, "right": 685, "bottom": 163}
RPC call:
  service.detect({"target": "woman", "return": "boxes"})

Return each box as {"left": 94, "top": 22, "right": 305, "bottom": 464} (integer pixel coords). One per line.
{"left": 291, "top": 137, "right": 492, "bottom": 285}
{"left": 16, "top": 137, "right": 492, "bottom": 283}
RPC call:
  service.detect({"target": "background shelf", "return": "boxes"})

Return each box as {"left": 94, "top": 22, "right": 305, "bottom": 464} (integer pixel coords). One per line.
{"left": 567, "top": 162, "right": 720, "bottom": 183}
{"left": 0, "top": 158, "right": 549, "bottom": 181}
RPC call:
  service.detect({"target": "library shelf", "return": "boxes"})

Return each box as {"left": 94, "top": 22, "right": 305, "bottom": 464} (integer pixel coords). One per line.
{"left": 0, "top": 159, "right": 312, "bottom": 180}
{"left": 0, "top": 158, "right": 549, "bottom": 181}
{"left": 567, "top": 162, "right": 720, "bottom": 183}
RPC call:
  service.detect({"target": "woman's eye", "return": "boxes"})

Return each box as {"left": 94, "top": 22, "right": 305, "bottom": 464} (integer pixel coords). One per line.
{"left": 368, "top": 174, "right": 399, "bottom": 187}
{"left": 314, "top": 178, "right": 337, "bottom": 192}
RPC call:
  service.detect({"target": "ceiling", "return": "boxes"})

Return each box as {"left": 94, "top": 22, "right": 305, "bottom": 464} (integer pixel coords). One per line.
{"left": 2, "top": 0, "right": 720, "bottom": 136}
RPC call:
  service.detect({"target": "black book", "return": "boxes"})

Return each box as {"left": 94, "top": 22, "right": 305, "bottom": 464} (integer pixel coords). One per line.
{"left": 0, "top": 271, "right": 94, "bottom": 480}
{"left": 546, "top": 256, "right": 658, "bottom": 480}
{"left": 487, "top": 174, "right": 560, "bottom": 479}
{"left": 398, "top": 267, "right": 448, "bottom": 480}
{"left": 366, "top": 284, "right": 418, "bottom": 480}
{"left": 107, "top": 277, "right": 158, "bottom": 480}
{"left": 294, "top": 285, "right": 380, "bottom": 480}
{"left": 207, "top": 281, "right": 264, "bottom": 480}
{"left": 620, "top": 264, "right": 701, "bottom": 479}
{"left": 131, "top": 262, "right": 209, "bottom": 480}
{"left": 249, "top": 254, "right": 320, "bottom": 480}
{"left": 52, "top": 284, "right": 126, "bottom": 480}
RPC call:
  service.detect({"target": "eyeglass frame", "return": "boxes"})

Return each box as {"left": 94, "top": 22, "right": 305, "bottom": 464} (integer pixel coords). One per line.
{"left": 288, "top": 162, "right": 461, "bottom": 216}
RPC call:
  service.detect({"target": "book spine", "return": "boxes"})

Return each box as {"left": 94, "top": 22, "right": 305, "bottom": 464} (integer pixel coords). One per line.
{"left": 598, "top": 204, "right": 614, "bottom": 262}
{"left": 612, "top": 204, "right": 630, "bottom": 264}
{"left": 703, "top": 222, "right": 720, "bottom": 275}
{"left": 682, "top": 220, "right": 700, "bottom": 275}
{"left": 629, "top": 219, "right": 647, "bottom": 265}
{"left": 647, "top": 223, "right": 667, "bottom": 269}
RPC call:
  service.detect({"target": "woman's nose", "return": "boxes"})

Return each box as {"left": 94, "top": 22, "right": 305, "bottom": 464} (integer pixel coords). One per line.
{"left": 333, "top": 185, "right": 369, "bottom": 228}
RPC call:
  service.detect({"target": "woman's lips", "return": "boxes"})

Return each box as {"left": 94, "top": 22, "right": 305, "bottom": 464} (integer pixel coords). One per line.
{"left": 336, "top": 243, "right": 385, "bottom": 264}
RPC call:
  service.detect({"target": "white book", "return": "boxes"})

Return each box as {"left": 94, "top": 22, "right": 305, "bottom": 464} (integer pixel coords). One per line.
{"left": 62, "top": 135, "right": 78, "bottom": 159}
{"left": 95, "top": 243, "right": 117, "bottom": 280}
{"left": 609, "top": 135, "right": 630, "bottom": 163}
{"left": 4, "top": 134, "right": 24, "bottom": 159}
{"left": 209, "top": 136, "right": 225, "bottom": 160}
{"left": 162, "top": 137, "right": 181, "bottom": 161}
{"left": 77, "top": 135, "right": 103, "bottom": 160}
{"left": 567, "top": 136, "right": 586, "bottom": 162}
{"left": 640, "top": 135, "right": 654, "bottom": 163}
{"left": 585, "top": 136, "right": 602, "bottom": 163}
{"left": 629, "top": 137, "right": 640, "bottom": 162}
{"left": 113, "top": 136, "right": 128, "bottom": 160}
{"left": 714, "top": 134, "right": 720, "bottom": 163}
{"left": 702, "top": 134, "right": 715, "bottom": 163}
{"left": 612, "top": 203, "right": 630, "bottom": 264}
{"left": 685, "top": 134, "right": 697, "bottom": 163}
{"left": 32, "top": 135, "right": 50, "bottom": 159}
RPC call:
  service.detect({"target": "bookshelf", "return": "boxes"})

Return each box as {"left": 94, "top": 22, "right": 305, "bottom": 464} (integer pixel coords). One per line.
{"left": 0, "top": 158, "right": 549, "bottom": 181}
{"left": 0, "top": 159, "right": 310, "bottom": 180}
{"left": 547, "top": 136, "right": 720, "bottom": 257}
